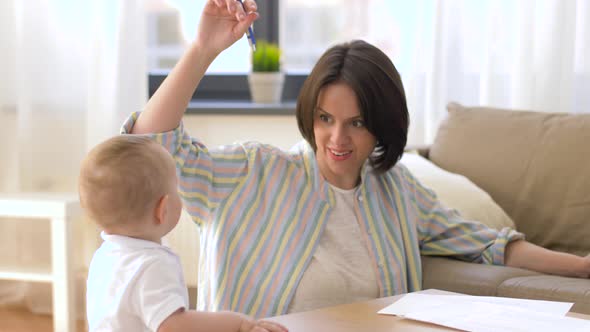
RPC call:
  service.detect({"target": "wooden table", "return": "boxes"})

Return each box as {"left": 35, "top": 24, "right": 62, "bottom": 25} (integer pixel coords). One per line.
{"left": 269, "top": 290, "right": 590, "bottom": 332}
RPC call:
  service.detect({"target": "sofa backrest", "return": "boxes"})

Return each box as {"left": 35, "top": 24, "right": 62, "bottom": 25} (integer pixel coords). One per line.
{"left": 429, "top": 102, "right": 590, "bottom": 256}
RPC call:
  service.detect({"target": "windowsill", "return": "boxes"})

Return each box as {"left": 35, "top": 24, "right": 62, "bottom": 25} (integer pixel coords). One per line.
{"left": 187, "top": 100, "right": 296, "bottom": 115}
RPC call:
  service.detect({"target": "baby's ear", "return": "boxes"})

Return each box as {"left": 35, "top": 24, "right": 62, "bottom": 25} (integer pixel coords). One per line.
{"left": 154, "top": 194, "right": 169, "bottom": 225}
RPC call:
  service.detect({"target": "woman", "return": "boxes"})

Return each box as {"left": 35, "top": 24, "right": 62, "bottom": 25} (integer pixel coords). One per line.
{"left": 126, "top": 0, "right": 590, "bottom": 318}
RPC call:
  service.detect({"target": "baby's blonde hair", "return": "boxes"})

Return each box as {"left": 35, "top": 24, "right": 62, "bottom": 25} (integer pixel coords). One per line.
{"left": 79, "top": 135, "right": 173, "bottom": 229}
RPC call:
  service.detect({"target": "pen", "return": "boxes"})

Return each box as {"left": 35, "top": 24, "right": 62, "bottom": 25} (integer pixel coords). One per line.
{"left": 237, "top": 0, "right": 256, "bottom": 52}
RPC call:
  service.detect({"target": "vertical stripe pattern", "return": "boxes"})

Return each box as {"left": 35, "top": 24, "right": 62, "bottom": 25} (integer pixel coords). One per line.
{"left": 122, "top": 113, "right": 524, "bottom": 318}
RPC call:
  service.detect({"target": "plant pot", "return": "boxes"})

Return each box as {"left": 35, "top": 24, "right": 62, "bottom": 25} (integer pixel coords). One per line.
{"left": 248, "top": 72, "right": 285, "bottom": 104}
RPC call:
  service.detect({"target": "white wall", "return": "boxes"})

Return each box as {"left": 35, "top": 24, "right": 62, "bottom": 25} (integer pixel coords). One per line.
{"left": 183, "top": 114, "right": 302, "bottom": 149}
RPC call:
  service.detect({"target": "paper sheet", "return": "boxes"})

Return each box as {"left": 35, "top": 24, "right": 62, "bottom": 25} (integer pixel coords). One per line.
{"left": 378, "top": 293, "right": 590, "bottom": 332}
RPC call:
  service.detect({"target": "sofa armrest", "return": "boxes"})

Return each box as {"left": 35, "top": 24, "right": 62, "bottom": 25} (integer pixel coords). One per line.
{"left": 421, "top": 256, "right": 539, "bottom": 296}
{"left": 422, "top": 256, "right": 590, "bottom": 315}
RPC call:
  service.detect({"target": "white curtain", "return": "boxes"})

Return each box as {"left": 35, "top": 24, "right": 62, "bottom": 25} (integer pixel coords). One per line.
{"left": 0, "top": 0, "right": 146, "bottom": 313}
{"left": 365, "top": 0, "right": 590, "bottom": 144}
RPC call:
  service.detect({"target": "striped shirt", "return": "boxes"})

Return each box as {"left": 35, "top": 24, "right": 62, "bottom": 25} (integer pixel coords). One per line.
{"left": 122, "top": 112, "right": 523, "bottom": 318}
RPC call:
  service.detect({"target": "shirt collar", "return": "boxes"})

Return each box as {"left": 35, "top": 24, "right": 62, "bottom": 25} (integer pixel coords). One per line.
{"left": 100, "top": 231, "right": 163, "bottom": 251}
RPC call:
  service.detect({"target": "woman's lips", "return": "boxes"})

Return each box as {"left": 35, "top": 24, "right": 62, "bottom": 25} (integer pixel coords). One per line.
{"left": 328, "top": 148, "right": 352, "bottom": 161}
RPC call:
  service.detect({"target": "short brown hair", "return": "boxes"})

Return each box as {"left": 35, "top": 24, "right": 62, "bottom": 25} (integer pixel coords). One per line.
{"left": 296, "top": 40, "right": 409, "bottom": 173}
{"left": 78, "top": 135, "right": 172, "bottom": 229}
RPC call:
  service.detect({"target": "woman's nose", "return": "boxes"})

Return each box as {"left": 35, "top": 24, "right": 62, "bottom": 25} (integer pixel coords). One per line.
{"left": 330, "top": 125, "right": 350, "bottom": 145}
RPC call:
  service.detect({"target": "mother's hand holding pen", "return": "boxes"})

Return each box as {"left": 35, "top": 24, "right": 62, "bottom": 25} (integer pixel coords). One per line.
{"left": 196, "top": 0, "right": 259, "bottom": 56}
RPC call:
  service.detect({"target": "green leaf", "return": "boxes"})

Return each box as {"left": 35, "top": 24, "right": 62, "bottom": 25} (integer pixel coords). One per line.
{"left": 251, "top": 40, "right": 281, "bottom": 72}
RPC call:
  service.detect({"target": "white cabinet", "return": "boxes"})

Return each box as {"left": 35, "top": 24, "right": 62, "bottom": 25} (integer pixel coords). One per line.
{"left": 0, "top": 193, "right": 81, "bottom": 332}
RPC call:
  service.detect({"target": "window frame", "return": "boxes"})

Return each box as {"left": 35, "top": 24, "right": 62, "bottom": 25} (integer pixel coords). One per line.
{"left": 147, "top": 0, "right": 306, "bottom": 104}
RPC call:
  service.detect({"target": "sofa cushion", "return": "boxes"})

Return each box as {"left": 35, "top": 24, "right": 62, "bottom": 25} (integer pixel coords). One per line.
{"left": 400, "top": 152, "right": 515, "bottom": 230}
{"left": 421, "top": 256, "right": 539, "bottom": 296}
{"left": 429, "top": 102, "right": 590, "bottom": 256}
{"left": 497, "top": 275, "right": 590, "bottom": 315}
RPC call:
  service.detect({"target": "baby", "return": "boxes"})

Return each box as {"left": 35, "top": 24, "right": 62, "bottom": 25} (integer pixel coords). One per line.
{"left": 79, "top": 135, "right": 287, "bottom": 332}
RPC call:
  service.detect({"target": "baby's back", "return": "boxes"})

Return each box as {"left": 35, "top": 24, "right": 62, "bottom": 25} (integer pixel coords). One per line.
{"left": 86, "top": 233, "right": 189, "bottom": 332}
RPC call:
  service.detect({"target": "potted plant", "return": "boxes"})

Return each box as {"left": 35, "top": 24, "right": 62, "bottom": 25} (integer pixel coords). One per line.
{"left": 248, "top": 40, "right": 284, "bottom": 104}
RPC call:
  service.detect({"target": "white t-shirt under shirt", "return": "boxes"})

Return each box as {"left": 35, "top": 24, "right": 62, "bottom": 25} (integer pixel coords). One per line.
{"left": 87, "top": 232, "right": 189, "bottom": 332}
{"left": 287, "top": 185, "right": 380, "bottom": 313}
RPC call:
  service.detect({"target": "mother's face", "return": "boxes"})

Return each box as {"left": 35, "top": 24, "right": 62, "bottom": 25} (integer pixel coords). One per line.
{"left": 313, "top": 82, "right": 377, "bottom": 190}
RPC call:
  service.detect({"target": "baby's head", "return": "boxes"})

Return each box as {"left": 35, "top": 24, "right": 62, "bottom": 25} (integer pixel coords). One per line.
{"left": 79, "top": 135, "right": 182, "bottom": 240}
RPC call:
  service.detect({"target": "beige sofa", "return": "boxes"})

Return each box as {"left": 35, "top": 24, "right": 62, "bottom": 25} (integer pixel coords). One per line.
{"left": 415, "top": 102, "right": 590, "bottom": 314}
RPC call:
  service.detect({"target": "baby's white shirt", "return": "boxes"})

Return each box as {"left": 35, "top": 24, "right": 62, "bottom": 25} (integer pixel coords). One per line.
{"left": 87, "top": 232, "right": 189, "bottom": 332}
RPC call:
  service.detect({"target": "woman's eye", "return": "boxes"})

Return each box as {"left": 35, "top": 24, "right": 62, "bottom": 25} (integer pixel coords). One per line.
{"left": 319, "top": 114, "right": 330, "bottom": 122}
{"left": 352, "top": 120, "right": 365, "bottom": 128}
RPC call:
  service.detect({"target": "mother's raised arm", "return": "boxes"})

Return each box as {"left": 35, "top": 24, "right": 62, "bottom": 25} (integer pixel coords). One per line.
{"left": 132, "top": 0, "right": 259, "bottom": 135}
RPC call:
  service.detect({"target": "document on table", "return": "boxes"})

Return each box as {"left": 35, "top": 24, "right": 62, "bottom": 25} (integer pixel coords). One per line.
{"left": 378, "top": 293, "right": 590, "bottom": 332}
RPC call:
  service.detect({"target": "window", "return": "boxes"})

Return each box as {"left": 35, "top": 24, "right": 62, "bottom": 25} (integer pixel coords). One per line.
{"left": 147, "top": 0, "right": 251, "bottom": 73}
{"left": 147, "top": 0, "right": 283, "bottom": 101}
{"left": 147, "top": 0, "right": 417, "bottom": 101}
{"left": 147, "top": 0, "right": 280, "bottom": 73}
{"left": 147, "top": 0, "right": 423, "bottom": 73}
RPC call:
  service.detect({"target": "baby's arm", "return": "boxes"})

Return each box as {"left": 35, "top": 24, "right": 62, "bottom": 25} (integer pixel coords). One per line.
{"left": 158, "top": 309, "right": 287, "bottom": 332}
{"left": 134, "top": 259, "right": 285, "bottom": 332}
